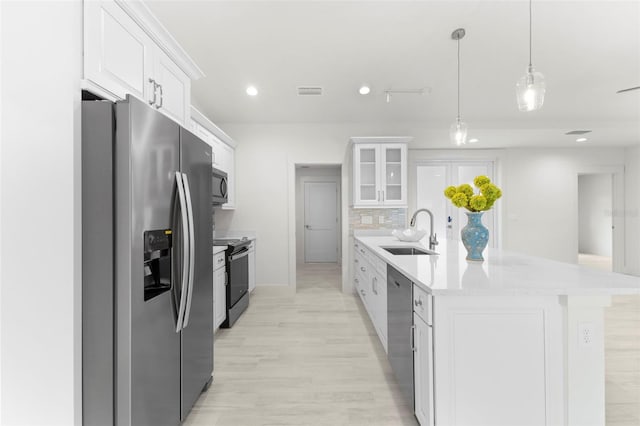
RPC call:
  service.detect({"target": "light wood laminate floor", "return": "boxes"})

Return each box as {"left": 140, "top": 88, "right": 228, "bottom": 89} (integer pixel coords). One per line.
{"left": 185, "top": 263, "right": 416, "bottom": 426}
{"left": 185, "top": 263, "right": 639, "bottom": 426}
{"left": 605, "top": 294, "right": 640, "bottom": 426}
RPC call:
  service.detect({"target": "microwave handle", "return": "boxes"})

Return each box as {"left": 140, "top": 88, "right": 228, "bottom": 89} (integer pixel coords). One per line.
{"left": 221, "top": 177, "right": 228, "bottom": 198}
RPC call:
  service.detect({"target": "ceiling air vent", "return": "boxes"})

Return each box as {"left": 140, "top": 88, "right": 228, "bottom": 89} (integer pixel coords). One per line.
{"left": 297, "top": 86, "right": 323, "bottom": 96}
{"left": 565, "top": 130, "right": 592, "bottom": 135}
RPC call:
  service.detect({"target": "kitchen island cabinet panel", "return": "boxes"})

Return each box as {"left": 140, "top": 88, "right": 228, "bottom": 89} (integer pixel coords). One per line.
{"left": 354, "top": 235, "right": 639, "bottom": 426}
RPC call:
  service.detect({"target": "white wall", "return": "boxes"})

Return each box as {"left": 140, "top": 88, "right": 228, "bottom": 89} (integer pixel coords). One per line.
{"left": 578, "top": 174, "right": 612, "bottom": 256}
{"left": 409, "top": 147, "right": 635, "bottom": 266}
{"left": 503, "top": 148, "right": 626, "bottom": 264}
{"left": 217, "top": 121, "right": 640, "bottom": 284}
{"left": 295, "top": 167, "right": 342, "bottom": 264}
{"left": 215, "top": 124, "right": 358, "bottom": 285}
{"left": 0, "top": 1, "right": 82, "bottom": 425}
{"left": 625, "top": 146, "right": 640, "bottom": 276}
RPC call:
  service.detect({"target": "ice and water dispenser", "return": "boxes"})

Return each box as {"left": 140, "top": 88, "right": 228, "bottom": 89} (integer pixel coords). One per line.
{"left": 143, "top": 229, "right": 172, "bottom": 301}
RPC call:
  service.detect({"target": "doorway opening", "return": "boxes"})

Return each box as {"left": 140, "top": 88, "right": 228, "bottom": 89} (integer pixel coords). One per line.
{"left": 295, "top": 165, "right": 342, "bottom": 292}
{"left": 578, "top": 173, "right": 614, "bottom": 272}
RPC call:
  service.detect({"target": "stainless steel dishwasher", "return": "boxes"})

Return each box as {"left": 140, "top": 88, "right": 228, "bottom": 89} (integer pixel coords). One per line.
{"left": 387, "top": 264, "right": 414, "bottom": 409}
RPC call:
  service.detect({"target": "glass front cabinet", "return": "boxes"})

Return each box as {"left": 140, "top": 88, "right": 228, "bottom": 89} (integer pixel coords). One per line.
{"left": 352, "top": 138, "right": 408, "bottom": 208}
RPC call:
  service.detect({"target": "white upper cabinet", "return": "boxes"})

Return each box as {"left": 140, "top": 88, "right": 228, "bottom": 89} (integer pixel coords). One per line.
{"left": 351, "top": 137, "right": 410, "bottom": 208}
{"left": 84, "top": 0, "right": 203, "bottom": 126}
{"left": 152, "top": 48, "right": 191, "bottom": 125}
{"left": 84, "top": 0, "right": 153, "bottom": 101}
{"left": 191, "top": 107, "right": 237, "bottom": 210}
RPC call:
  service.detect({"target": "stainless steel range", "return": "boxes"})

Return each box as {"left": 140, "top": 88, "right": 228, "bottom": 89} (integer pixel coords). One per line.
{"left": 213, "top": 238, "right": 251, "bottom": 327}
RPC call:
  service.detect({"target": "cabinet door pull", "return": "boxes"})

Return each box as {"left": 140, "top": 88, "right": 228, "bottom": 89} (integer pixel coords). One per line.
{"left": 410, "top": 325, "right": 417, "bottom": 352}
{"left": 148, "top": 78, "right": 157, "bottom": 106}
{"left": 157, "top": 84, "right": 163, "bottom": 109}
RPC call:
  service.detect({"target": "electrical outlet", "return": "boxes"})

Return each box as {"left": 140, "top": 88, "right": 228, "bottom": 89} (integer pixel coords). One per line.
{"left": 361, "top": 215, "right": 373, "bottom": 225}
{"left": 578, "top": 322, "right": 594, "bottom": 347}
{"left": 378, "top": 215, "right": 386, "bottom": 224}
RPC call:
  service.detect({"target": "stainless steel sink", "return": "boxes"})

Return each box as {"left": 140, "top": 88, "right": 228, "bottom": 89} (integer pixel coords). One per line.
{"left": 381, "top": 246, "right": 437, "bottom": 256}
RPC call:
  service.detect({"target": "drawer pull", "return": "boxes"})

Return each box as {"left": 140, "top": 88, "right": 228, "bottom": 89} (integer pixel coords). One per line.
{"left": 360, "top": 266, "right": 366, "bottom": 272}
{"left": 414, "top": 299, "right": 423, "bottom": 307}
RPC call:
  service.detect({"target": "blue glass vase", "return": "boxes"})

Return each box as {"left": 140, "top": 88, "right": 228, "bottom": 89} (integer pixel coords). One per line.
{"left": 461, "top": 211, "right": 489, "bottom": 261}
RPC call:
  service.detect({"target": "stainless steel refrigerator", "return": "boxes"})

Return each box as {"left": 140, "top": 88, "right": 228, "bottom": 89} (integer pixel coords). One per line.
{"left": 82, "top": 95, "right": 213, "bottom": 426}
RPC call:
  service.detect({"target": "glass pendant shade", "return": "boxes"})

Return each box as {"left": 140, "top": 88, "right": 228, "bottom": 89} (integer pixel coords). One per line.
{"left": 516, "top": 67, "right": 546, "bottom": 112}
{"left": 449, "top": 118, "right": 468, "bottom": 146}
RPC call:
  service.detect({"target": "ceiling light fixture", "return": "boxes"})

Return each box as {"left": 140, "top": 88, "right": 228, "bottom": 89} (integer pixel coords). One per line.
{"left": 576, "top": 137, "right": 588, "bottom": 142}
{"left": 246, "top": 85, "right": 258, "bottom": 96}
{"left": 359, "top": 85, "right": 371, "bottom": 95}
{"left": 450, "top": 28, "right": 468, "bottom": 146}
{"left": 516, "top": 0, "right": 545, "bottom": 112}
{"left": 469, "top": 138, "right": 479, "bottom": 144}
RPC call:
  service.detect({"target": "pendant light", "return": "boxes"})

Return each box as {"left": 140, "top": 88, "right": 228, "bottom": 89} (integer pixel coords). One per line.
{"left": 516, "top": 0, "right": 545, "bottom": 111}
{"left": 450, "top": 28, "right": 467, "bottom": 146}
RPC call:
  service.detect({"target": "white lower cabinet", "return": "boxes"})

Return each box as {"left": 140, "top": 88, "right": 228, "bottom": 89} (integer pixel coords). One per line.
{"left": 353, "top": 241, "right": 387, "bottom": 352}
{"left": 213, "top": 251, "right": 226, "bottom": 331}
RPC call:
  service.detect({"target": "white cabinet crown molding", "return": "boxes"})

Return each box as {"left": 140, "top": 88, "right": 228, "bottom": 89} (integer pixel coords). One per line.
{"left": 114, "top": 0, "right": 205, "bottom": 80}
{"left": 350, "top": 136, "right": 413, "bottom": 145}
{"left": 191, "top": 106, "right": 237, "bottom": 148}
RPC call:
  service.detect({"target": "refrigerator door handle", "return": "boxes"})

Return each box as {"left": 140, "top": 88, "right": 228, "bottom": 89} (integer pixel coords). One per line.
{"left": 175, "top": 172, "right": 190, "bottom": 332}
{"left": 181, "top": 173, "right": 196, "bottom": 328}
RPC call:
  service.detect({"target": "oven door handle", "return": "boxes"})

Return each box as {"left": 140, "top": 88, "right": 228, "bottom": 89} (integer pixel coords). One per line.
{"left": 229, "top": 248, "right": 249, "bottom": 261}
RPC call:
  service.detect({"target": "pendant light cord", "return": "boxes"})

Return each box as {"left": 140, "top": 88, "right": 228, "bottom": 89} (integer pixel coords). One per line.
{"left": 457, "top": 37, "right": 461, "bottom": 120}
{"left": 529, "top": 0, "right": 533, "bottom": 67}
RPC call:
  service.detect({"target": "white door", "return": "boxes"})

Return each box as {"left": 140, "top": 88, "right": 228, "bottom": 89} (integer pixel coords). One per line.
{"left": 416, "top": 165, "right": 450, "bottom": 241}
{"left": 416, "top": 161, "right": 496, "bottom": 247}
{"left": 304, "top": 182, "right": 338, "bottom": 262}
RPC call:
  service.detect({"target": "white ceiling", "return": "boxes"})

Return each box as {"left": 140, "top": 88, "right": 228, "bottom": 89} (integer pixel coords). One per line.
{"left": 147, "top": 0, "right": 640, "bottom": 148}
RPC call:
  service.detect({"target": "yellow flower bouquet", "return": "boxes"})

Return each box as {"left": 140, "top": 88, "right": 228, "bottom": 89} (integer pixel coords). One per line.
{"left": 444, "top": 175, "right": 502, "bottom": 212}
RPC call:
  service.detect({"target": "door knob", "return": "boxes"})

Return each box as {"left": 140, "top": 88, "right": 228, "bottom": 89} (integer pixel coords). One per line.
{"left": 305, "top": 225, "right": 311, "bottom": 229}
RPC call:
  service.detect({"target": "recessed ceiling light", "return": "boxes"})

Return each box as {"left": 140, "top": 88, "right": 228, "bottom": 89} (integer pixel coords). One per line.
{"left": 246, "top": 85, "right": 258, "bottom": 96}
{"left": 469, "top": 138, "right": 479, "bottom": 143}
{"left": 576, "top": 137, "right": 588, "bottom": 142}
{"left": 359, "top": 85, "right": 371, "bottom": 95}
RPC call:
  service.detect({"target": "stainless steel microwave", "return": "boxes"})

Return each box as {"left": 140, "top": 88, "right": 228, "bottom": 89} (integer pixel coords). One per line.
{"left": 212, "top": 167, "right": 228, "bottom": 205}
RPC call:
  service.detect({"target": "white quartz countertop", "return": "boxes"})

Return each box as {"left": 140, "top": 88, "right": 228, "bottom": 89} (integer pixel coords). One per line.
{"left": 356, "top": 236, "right": 640, "bottom": 296}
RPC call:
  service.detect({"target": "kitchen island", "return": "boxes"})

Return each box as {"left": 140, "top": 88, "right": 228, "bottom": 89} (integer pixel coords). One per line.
{"left": 354, "top": 235, "right": 640, "bottom": 426}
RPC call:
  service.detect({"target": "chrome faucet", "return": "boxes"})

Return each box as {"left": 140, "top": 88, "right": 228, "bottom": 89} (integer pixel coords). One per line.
{"left": 409, "top": 208, "right": 439, "bottom": 250}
